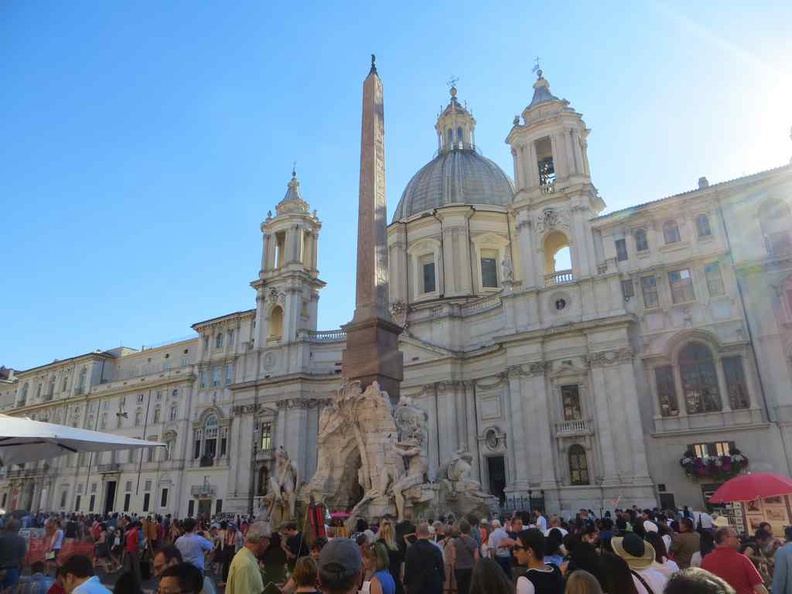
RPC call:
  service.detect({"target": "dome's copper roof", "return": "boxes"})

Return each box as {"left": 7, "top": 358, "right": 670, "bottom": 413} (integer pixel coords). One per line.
{"left": 392, "top": 148, "right": 514, "bottom": 222}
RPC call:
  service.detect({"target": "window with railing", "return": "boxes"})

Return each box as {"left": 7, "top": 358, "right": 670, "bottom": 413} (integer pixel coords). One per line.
{"left": 561, "top": 385, "right": 582, "bottom": 421}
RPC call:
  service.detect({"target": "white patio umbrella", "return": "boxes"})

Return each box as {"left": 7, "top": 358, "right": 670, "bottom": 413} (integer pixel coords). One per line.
{"left": 0, "top": 414, "right": 165, "bottom": 466}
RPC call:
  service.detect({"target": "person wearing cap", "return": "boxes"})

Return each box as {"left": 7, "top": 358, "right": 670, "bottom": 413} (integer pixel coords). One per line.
{"left": 226, "top": 521, "right": 270, "bottom": 594}
{"left": 318, "top": 538, "right": 364, "bottom": 594}
{"left": 404, "top": 522, "right": 445, "bottom": 594}
{"left": 611, "top": 533, "right": 669, "bottom": 594}
{"left": 701, "top": 527, "right": 767, "bottom": 594}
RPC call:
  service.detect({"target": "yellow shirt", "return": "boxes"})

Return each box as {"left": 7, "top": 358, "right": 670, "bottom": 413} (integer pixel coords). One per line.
{"left": 227, "top": 547, "right": 264, "bottom": 594}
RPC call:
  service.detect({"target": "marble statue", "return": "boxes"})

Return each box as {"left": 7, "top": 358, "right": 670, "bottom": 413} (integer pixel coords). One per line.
{"left": 392, "top": 438, "right": 429, "bottom": 520}
{"left": 265, "top": 447, "right": 298, "bottom": 523}
{"left": 501, "top": 255, "right": 514, "bottom": 282}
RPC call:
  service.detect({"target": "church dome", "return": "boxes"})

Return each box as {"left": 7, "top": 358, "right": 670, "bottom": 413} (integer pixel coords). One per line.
{"left": 393, "top": 148, "right": 515, "bottom": 221}
{"left": 392, "top": 86, "right": 514, "bottom": 222}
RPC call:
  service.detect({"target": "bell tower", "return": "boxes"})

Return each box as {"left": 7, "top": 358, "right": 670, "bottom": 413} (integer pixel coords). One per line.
{"left": 506, "top": 69, "right": 604, "bottom": 287}
{"left": 252, "top": 170, "right": 325, "bottom": 348}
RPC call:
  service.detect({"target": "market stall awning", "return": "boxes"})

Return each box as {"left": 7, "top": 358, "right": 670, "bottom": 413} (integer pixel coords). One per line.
{"left": 708, "top": 473, "right": 792, "bottom": 503}
{"left": 0, "top": 414, "right": 164, "bottom": 466}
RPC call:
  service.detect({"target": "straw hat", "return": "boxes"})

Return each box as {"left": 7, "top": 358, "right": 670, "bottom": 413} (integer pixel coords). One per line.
{"left": 712, "top": 515, "right": 730, "bottom": 528}
{"left": 612, "top": 533, "right": 656, "bottom": 570}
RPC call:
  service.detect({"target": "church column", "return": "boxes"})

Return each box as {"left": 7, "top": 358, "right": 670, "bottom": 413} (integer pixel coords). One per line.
{"left": 505, "top": 369, "right": 529, "bottom": 490}
{"left": 262, "top": 234, "right": 271, "bottom": 272}
{"left": 550, "top": 133, "right": 568, "bottom": 180}
{"left": 564, "top": 130, "right": 578, "bottom": 177}
{"left": 615, "top": 355, "right": 652, "bottom": 479}
{"left": 437, "top": 382, "right": 458, "bottom": 463}
{"left": 515, "top": 213, "right": 535, "bottom": 291}
{"left": 463, "top": 381, "right": 481, "bottom": 482}
{"left": 589, "top": 364, "right": 619, "bottom": 482}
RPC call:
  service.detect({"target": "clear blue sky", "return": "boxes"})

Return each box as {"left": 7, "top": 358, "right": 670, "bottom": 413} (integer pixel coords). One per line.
{"left": 1, "top": 1, "right": 790, "bottom": 371}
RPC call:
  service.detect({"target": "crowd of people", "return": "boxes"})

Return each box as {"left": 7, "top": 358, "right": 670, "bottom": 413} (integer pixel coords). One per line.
{"left": 0, "top": 506, "right": 790, "bottom": 594}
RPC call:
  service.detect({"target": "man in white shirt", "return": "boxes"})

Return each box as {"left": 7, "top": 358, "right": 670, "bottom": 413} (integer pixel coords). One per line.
{"left": 612, "top": 534, "right": 669, "bottom": 594}
{"left": 533, "top": 510, "right": 547, "bottom": 533}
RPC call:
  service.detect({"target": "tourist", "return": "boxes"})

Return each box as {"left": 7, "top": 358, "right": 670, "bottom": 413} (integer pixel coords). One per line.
{"left": 512, "top": 529, "right": 563, "bottom": 594}
{"left": 226, "top": 521, "right": 270, "bottom": 594}
{"left": 366, "top": 542, "right": 397, "bottom": 594}
{"left": 0, "top": 518, "right": 27, "bottom": 589}
{"left": 669, "top": 518, "right": 700, "bottom": 570}
{"left": 16, "top": 561, "right": 55, "bottom": 594}
{"left": 158, "top": 563, "right": 204, "bottom": 594}
{"left": 743, "top": 528, "right": 779, "bottom": 584}
{"left": 122, "top": 521, "right": 142, "bottom": 584}
{"left": 700, "top": 527, "right": 767, "bottom": 594}
{"left": 596, "top": 552, "right": 638, "bottom": 594}
{"left": 644, "top": 531, "right": 679, "bottom": 577}
{"left": 488, "top": 520, "right": 515, "bottom": 576}
{"left": 60, "top": 554, "right": 111, "bottom": 594}
{"left": 404, "top": 522, "right": 445, "bottom": 594}
{"left": 544, "top": 529, "right": 565, "bottom": 568}
{"left": 318, "top": 538, "right": 364, "bottom": 594}
{"left": 468, "top": 558, "right": 514, "bottom": 594}
{"left": 772, "top": 526, "right": 792, "bottom": 593}
{"left": 175, "top": 518, "right": 214, "bottom": 574}
{"left": 561, "top": 535, "right": 600, "bottom": 581}
{"left": 377, "top": 519, "right": 404, "bottom": 594}
{"left": 438, "top": 524, "right": 457, "bottom": 594}
{"left": 534, "top": 511, "right": 548, "bottom": 534}
{"left": 290, "top": 556, "right": 322, "bottom": 594}
{"left": 611, "top": 533, "right": 668, "bottom": 594}
{"left": 153, "top": 544, "right": 217, "bottom": 594}
{"left": 564, "top": 570, "right": 603, "bottom": 594}
{"left": 664, "top": 567, "right": 736, "bottom": 594}
{"left": 262, "top": 531, "right": 289, "bottom": 585}
{"left": 452, "top": 520, "right": 478, "bottom": 594}
{"left": 112, "top": 571, "right": 142, "bottom": 594}
{"left": 46, "top": 519, "right": 65, "bottom": 574}
{"left": 283, "top": 522, "right": 309, "bottom": 570}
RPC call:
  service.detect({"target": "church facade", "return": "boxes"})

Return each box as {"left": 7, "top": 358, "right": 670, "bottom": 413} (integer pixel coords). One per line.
{"left": 2, "top": 72, "right": 792, "bottom": 519}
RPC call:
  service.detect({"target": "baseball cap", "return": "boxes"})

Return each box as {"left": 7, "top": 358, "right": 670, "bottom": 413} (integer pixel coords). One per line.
{"left": 319, "top": 538, "right": 362, "bottom": 575}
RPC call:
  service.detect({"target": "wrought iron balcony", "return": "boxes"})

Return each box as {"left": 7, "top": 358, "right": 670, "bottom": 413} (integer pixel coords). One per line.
{"left": 545, "top": 269, "right": 574, "bottom": 286}
{"left": 191, "top": 484, "right": 215, "bottom": 498}
{"left": 555, "top": 419, "right": 593, "bottom": 436}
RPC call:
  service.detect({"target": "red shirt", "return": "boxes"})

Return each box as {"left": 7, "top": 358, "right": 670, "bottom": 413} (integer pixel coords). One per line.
{"left": 125, "top": 529, "right": 140, "bottom": 554}
{"left": 701, "top": 547, "right": 764, "bottom": 594}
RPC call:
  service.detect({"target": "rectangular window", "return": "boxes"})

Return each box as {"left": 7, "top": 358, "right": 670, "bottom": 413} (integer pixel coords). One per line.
{"left": 123, "top": 493, "right": 131, "bottom": 512}
{"left": 188, "top": 499, "right": 195, "bottom": 517}
{"left": 655, "top": 366, "right": 679, "bottom": 417}
{"left": 125, "top": 481, "right": 132, "bottom": 492}
{"left": 225, "top": 363, "right": 234, "bottom": 385}
{"left": 143, "top": 493, "right": 150, "bottom": 512}
{"left": 216, "top": 499, "right": 223, "bottom": 514}
{"left": 722, "top": 356, "right": 750, "bottom": 409}
{"left": 137, "top": 394, "right": 144, "bottom": 403}
{"left": 420, "top": 254, "right": 436, "bottom": 294}
{"left": 89, "top": 495, "right": 95, "bottom": 512}
{"left": 90, "top": 483, "right": 97, "bottom": 493}
{"left": 560, "top": 385, "right": 582, "bottom": 421}
{"left": 145, "top": 480, "right": 152, "bottom": 491}
{"left": 481, "top": 250, "right": 499, "bottom": 288}
{"left": 261, "top": 423, "right": 272, "bottom": 451}
{"left": 75, "top": 495, "right": 81, "bottom": 511}
{"left": 705, "top": 262, "right": 725, "bottom": 297}
{"left": 60, "top": 491, "right": 68, "bottom": 508}
{"left": 621, "top": 280, "right": 635, "bottom": 300}
{"left": 220, "top": 436, "right": 227, "bottom": 457}
{"left": 212, "top": 368, "right": 221, "bottom": 387}
{"left": 615, "top": 238, "right": 628, "bottom": 262}
{"left": 160, "top": 488, "right": 169, "bottom": 508}
{"left": 194, "top": 439, "right": 201, "bottom": 459}
{"left": 669, "top": 269, "right": 695, "bottom": 303}
{"left": 641, "top": 276, "right": 659, "bottom": 308}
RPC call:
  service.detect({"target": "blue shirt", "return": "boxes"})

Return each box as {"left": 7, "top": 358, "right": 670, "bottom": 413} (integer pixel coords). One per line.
{"left": 374, "top": 569, "right": 396, "bottom": 594}
{"left": 73, "top": 576, "right": 112, "bottom": 594}
{"left": 175, "top": 533, "right": 215, "bottom": 570}
{"left": 773, "top": 542, "right": 792, "bottom": 594}
{"left": 16, "top": 573, "right": 55, "bottom": 594}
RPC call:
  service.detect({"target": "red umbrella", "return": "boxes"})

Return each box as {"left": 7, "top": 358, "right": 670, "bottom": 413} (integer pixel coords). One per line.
{"left": 709, "top": 473, "right": 792, "bottom": 503}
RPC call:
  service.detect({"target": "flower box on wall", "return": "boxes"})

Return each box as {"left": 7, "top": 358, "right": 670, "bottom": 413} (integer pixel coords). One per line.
{"left": 680, "top": 448, "right": 749, "bottom": 481}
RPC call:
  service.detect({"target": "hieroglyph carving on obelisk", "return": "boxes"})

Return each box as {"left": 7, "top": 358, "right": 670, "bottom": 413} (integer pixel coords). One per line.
{"left": 353, "top": 55, "right": 390, "bottom": 323}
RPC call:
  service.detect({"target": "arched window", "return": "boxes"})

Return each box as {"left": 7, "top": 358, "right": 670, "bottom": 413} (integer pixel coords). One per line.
{"left": 227, "top": 330, "right": 234, "bottom": 346}
{"left": 446, "top": 129, "right": 453, "bottom": 146}
{"left": 456, "top": 127, "right": 463, "bottom": 142}
{"left": 634, "top": 229, "right": 649, "bottom": 252}
{"left": 169, "top": 404, "right": 178, "bottom": 421}
{"left": 663, "top": 221, "right": 680, "bottom": 244}
{"left": 77, "top": 369, "right": 86, "bottom": 391}
{"left": 679, "top": 343, "right": 721, "bottom": 414}
{"left": 36, "top": 384, "right": 42, "bottom": 400}
{"left": 100, "top": 413, "right": 108, "bottom": 430}
{"left": 568, "top": 445, "right": 589, "bottom": 485}
{"left": 153, "top": 406, "right": 161, "bottom": 424}
{"left": 544, "top": 231, "right": 573, "bottom": 284}
{"left": 62, "top": 376, "right": 68, "bottom": 392}
{"left": 215, "top": 333, "right": 224, "bottom": 349}
{"left": 47, "top": 377, "right": 55, "bottom": 397}
{"left": 134, "top": 408, "right": 143, "bottom": 426}
{"left": 268, "top": 306, "right": 284, "bottom": 340}
{"left": 760, "top": 199, "right": 792, "bottom": 256}
{"left": 696, "top": 214, "right": 712, "bottom": 238}
{"left": 163, "top": 432, "right": 176, "bottom": 461}
{"left": 204, "top": 416, "right": 218, "bottom": 459}
{"left": 19, "top": 383, "right": 28, "bottom": 405}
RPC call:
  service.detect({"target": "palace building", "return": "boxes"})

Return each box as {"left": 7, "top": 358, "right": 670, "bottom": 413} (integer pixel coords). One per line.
{"left": 2, "top": 71, "right": 791, "bottom": 518}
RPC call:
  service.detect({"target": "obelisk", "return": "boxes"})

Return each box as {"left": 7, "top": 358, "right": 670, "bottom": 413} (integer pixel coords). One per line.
{"left": 342, "top": 55, "right": 404, "bottom": 402}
